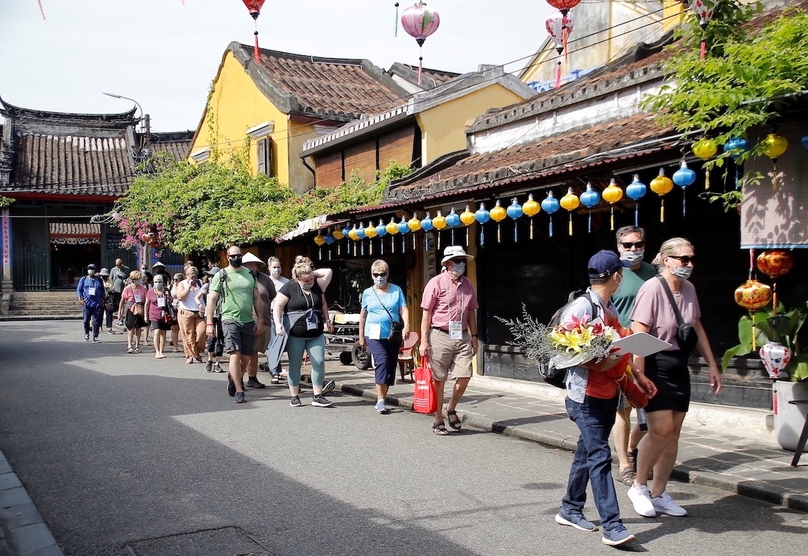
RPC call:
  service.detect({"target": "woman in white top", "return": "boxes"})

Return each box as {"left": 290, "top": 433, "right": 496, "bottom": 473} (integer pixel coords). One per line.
{"left": 174, "top": 266, "right": 206, "bottom": 363}
{"left": 267, "top": 257, "right": 290, "bottom": 382}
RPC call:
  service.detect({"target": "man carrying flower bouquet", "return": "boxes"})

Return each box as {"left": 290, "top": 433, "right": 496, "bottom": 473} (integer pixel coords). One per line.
{"left": 555, "top": 250, "right": 657, "bottom": 548}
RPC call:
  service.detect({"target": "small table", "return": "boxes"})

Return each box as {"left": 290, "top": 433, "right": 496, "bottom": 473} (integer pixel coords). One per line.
{"left": 789, "top": 399, "right": 808, "bottom": 467}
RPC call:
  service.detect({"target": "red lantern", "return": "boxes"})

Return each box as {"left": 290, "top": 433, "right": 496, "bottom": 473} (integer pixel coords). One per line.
{"left": 757, "top": 250, "right": 794, "bottom": 280}
{"left": 401, "top": 2, "right": 441, "bottom": 86}
{"left": 546, "top": 0, "right": 581, "bottom": 16}
{"left": 241, "top": 0, "right": 267, "bottom": 62}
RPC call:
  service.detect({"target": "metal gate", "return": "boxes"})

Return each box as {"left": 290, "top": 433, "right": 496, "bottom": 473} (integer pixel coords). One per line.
{"left": 13, "top": 246, "right": 51, "bottom": 291}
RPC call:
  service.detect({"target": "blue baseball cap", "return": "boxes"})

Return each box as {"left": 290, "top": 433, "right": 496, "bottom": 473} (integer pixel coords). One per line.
{"left": 587, "top": 250, "right": 631, "bottom": 279}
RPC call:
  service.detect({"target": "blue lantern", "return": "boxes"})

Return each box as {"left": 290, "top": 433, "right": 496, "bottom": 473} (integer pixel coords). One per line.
{"left": 475, "top": 203, "right": 490, "bottom": 246}
{"left": 324, "top": 233, "right": 335, "bottom": 245}
{"left": 507, "top": 198, "right": 523, "bottom": 242}
{"left": 375, "top": 218, "right": 388, "bottom": 237}
{"left": 445, "top": 207, "right": 460, "bottom": 246}
{"left": 672, "top": 161, "right": 697, "bottom": 217}
{"left": 724, "top": 137, "right": 750, "bottom": 191}
{"left": 541, "top": 191, "right": 560, "bottom": 237}
{"left": 421, "top": 211, "right": 433, "bottom": 250}
{"left": 398, "top": 217, "right": 410, "bottom": 251}
{"left": 625, "top": 174, "right": 647, "bottom": 226}
{"left": 579, "top": 182, "right": 600, "bottom": 233}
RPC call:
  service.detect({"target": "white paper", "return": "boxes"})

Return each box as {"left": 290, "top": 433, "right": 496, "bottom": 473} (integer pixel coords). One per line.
{"left": 610, "top": 333, "right": 671, "bottom": 357}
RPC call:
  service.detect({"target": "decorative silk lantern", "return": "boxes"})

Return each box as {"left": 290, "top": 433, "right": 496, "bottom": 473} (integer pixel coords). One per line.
{"left": 579, "top": 182, "right": 600, "bottom": 233}
{"left": 540, "top": 191, "right": 560, "bottom": 237}
{"left": 692, "top": 138, "right": 717, "bottom": 190}
{"left": 522, "top": 194, "right": 541, "bottom": 240}
{"left": 475, "top": 203, "right": 491, "bottom": 246}
{"left": 672, "top": 161, "right": 697, "bottom": 217}
{"left": 725, "top": 137, "right": 751, "bottom": 189}
{"left": 762, "top": 132, "right": 788, "bottom": 190}
{"left": 649, "top": 169, "right": 674, "bottom": 223}
{"left": 432, "top": 210, "right": 447, "bottom": 249}
{"left": 332, "top": 227, "right": 344, "bottom": 241}
{"left": 460, "top": 205, "right": 476, "bottom": 246}
{"left": 445, "top": 208, "right": 460, "bottom": 245}
{"left": 559, "top": 187, "right": 580, "bottom": 236}
{"left": 490, "top": 200, "right": 507, "bottom": 243}
{"left": 601, "top": 178, "right": 624, "bottom": 230}
{"left": 757, "top": 250, "right": 794, "bottom": 316}
{"left": 625, "top": 174, "right": 646, "bottom": 227}
{"left": 507, "top": 198, "right": 523, "bottom": 242}
{"left": 241, "top": 0, "right": 267, "bottom": 61}
{"left": 314, "top": 232, "right": 326, "bottom": 259}
{"left": 689, "top": 0, "right": 715, "bottom": 60}
{"left": 760, "top": 342, "right": 791, "bottom": 380}
{"left": 734, "top": 279, "right": 773, "bottom": 350}
{"left": 385, "top": 216, "right": 399, "bottom": 253}
{"left": 545, "top": 9, "right": 575, "bottom": 88}
{"left": 375, "top": 219, "right": 387, "bottom": 254}
{"left": 421, "top": 211, "right": 433, "bottom": 251}
{"left": 408, "top": 213, "right": 422, "bottom": 249}
{"left": 398, "top": 217, "right": 410, "bottom": 252}
{"left": 546, "top": 0, "right": 581, "bottom": 16}
{"left": 400, "top": 2, "right": 440, "bottom": 86}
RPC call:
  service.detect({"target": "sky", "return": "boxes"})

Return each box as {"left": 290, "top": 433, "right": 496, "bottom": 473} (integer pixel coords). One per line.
{"left": 0, "top": 0, "right": 556, "bottom": 132}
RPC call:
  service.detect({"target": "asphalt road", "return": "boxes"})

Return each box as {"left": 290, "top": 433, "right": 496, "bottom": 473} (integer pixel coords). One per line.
{"left": 1, "top": 321, "right": 807, "bottom": 556}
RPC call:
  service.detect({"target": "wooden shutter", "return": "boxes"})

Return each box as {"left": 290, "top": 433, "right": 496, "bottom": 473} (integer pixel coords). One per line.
{"left": 343, "top": 140, "right": 378, "bottom": 184}
{"left": 378, "top": 124, "right": 417, "bottom": 169}
{"left": 315, "top": 151, "right": 343, "bottom": 188}
{"left": 257, "top": 138, "right": 275, "bottom": 177}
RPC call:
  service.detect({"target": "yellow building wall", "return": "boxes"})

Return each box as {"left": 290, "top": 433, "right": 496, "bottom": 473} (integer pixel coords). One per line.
{"left": 416, "top": 84, "right": 525, "bottom": 163}
{"left": 187, "top": 51, "right": 315, "bottom": 193}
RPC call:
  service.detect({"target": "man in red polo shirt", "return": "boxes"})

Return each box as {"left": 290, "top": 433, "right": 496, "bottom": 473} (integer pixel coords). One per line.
{"left": 420, "top": 246, "right": 479, "bottom": 436}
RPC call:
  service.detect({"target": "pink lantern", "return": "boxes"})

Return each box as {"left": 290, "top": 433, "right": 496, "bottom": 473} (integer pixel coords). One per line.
{"left": 760, "top": 342, "right": 791, "bottom": 380}
{"left": 689, "top": 0, "right": 715, "bottom": 60}
{"left": 545, "top": 9, "right": 574, "bottom": 88}
{"left": 401, "top": 2, "right": 441, "bottom": 86}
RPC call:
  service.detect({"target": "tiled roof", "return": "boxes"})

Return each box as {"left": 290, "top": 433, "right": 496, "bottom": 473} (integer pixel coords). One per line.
{"left": 387, "top": 62, "right": 460, "bottom": 89}
{"left": 230, "top": 43, "right": 410, "bottom": 122}
{"left": 149, "top": 131, "right": 194, "bottom": 162}
{"left": 49, "top": 222, "right": 101, "bottom": 237}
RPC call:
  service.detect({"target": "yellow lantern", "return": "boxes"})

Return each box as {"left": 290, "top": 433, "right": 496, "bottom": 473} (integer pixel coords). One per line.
{"left": 432, "top": 210, "right": 447, "bottom": 230}
{"left": 692, "top": 138, "right": 717, "bottom": 190}
{"left": 560, "top": 187, "right": 580, "bottom": 236}
{"left": 332, "top": 228, "right": 344, "bottom": 240}
{"left": 602, "top": 179, "right": 624, "bottom": 230}
{"left": 313, "top": 233, "right": 326, "bottom": 246}
{"left": 650, "top": 168, "right": 674, "bottom": 223}
{"left": 460, "top": 205, "right": 476, "bottom": 245}
{"left": 522, "top": 194, "right": 541, "bottom": 239}
{"left": 386, "top": 216, "right": 399, "bottom": 235}
{"left": 348, "top": 225, "right": 359, "bottom": 241}
{"left": 364, "top": 222, "right": 377, "bottom": 239}
{"left": 408, "top": 214, "right": 422, "bottom": 231}
{"left": 489, "top": 200, "right": 507, "bottom": 243}
{"left": 762, "top": 132, "right": 788, "bottom": 189}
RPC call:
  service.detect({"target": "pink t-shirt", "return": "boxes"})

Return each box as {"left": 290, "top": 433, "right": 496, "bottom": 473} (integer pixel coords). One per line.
{"left": 421, "top": 271, "right": 478, "bottom": 330}
{"left": 146, "top": 289, "right": 171, "bottom": 322}
{"left": 121, "top": 285, "right": 147, "bottom": 306}
{"left": 630, "top": 276, "right": 701, "bottom": 351}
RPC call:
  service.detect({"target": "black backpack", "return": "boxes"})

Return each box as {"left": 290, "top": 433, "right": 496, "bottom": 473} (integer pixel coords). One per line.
{"left": 540, "top": 290, "right": 599, "bottom": 388}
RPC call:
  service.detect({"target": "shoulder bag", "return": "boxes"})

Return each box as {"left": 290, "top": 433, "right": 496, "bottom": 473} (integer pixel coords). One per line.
{"left": 656, "top": 275, "right": 698, "bottom": 355}
{"left": 372, "top": 287, "right": 404, "bottom": 345}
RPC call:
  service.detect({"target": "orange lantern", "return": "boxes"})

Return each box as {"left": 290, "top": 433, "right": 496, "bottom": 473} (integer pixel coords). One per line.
{"left": 757, "top": 250, "right": 794, "bottom": 316}
{"left": 734, "top": 280, "right": 772, "bottom": 311}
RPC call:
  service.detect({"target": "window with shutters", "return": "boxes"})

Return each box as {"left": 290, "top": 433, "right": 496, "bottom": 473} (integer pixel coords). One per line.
{"left": 257, "top": 137, "right": 275, "bottom": 177}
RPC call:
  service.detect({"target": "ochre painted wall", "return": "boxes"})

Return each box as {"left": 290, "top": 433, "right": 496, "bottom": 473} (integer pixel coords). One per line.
{"left": 416, "top": 84, "right": 525, "bottom": 163}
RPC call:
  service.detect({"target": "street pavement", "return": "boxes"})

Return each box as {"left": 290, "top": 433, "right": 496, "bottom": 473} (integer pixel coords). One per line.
{"left": 0, "top": 320, "right": 807, "bottom": 555}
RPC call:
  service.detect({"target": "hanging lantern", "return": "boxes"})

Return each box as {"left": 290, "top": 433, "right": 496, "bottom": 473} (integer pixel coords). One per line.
{"left": 384, "top": 216, "right": 399, "bottom": 253}
{"left": 460, "top": 205, "right": 476, "bottom": 246}
{"left": 689, "top": 0, "right": 715, "bottom": 60}
{"left": 421, "top": 211, "right": 433, "bottom": 251}
{"left": 364, "top": 220, "right": 377, "bottom": 255}
{"left": 475, "top": 203, "right": 491, "bottom": 247}
{"left": 579, "top": 183, "right": 600, "bottom": 233}
{"left": 545, "top": 10, "right": 575, "bottom": 88}
{"left": 540, "top": 191, "right": 560, "bottom": 237}
{"left": 672, "top": 161, "right": 697, "bottom": 217}
{"left": 602, "top": 178, "right": 624, "bottom": 230}
{"left": 725, "top": 137, "right": 751, "bottom": 190}
{"left": 559, "top": 187, "right": 580, "bottom": 236}
{"left": 445, "top": 208, "right": 460, "bottom": 245}
{"left": 241, "top": 0, "right": 267, "bottom": 62}
{"left": 757, "top": 250, "right": 794, "bottom": 316}
{"left": 314, "top": 232, "right": 326, "bottom": 259}
{"left": 375, "top": 219, "right": 388, "bottom": 238}
{"left": 734, "top": 279, "right": 773, "bottom": 350}
{"left": 398, "top": 217, "right": 410, "bottom": 252}
{"left": 522, "top": 194, "right": 541, "bottom": 239}
{"left": 692, "top": 138, "right": 717, "bottom": 190}
{"left": 624, "top": 174, "right": 646, "bottom": 227}
{"left": 400, "top": 2, "right": 440, "bottom": 86}
{"left": 760, "top": 342, "right": 791, "bottom": 381}
{"left": 332, "top": 228, "right": 344, "bottom": 241}
{"left": 546, "top": 0, "right": 581, "bottom": 16}
{"left": 506, "top": 198, "right": 523, "bottom": 242}
{"left": 649, "top": 168, "right": 673, "bottom": 223}
{"left": 432, "top": 210, "right": 447, "bottom": 250}
{"left": 323, "top": 233, "right": 335, "bottom": 245}
{"left": 762, "top": 132, "right": 788, "bottom": 190}
{"left": 408, "top": 213, "right": 422, "bottom": 249}
{"left": 490, "top": 200, "right": 507, "bottom": 243}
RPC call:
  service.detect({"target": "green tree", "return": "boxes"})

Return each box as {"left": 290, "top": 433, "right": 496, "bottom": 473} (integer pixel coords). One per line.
{"left": 0, "top": 196, "right": 14, "bottom": 208}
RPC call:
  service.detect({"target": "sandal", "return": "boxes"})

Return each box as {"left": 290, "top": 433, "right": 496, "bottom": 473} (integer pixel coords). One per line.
{"left": 134, "top": 346, "right": 140, "bottom": 354}
{"left": 127, "top": 347, "right": 133, "bottom": 354}
{"left": 447, "top": 410, "right": 462, "bottom": 431}
{"left": 186, "top": 357, "right": 194, "bottom": 364}
{"left": 619, "top": 467, "right": 636, "bottom": 487}
{"left": 432, "top": 422, "right": 450, "bottom": 436}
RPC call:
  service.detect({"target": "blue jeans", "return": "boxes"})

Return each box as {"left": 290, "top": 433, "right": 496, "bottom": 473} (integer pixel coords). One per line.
{"left": 82, "top": 305, "right": 102, "bottom": 337}
{"left": 285, "top": 334, "right": 326, "bottom": 387}
{"left": 561, "top": 394, "right": 623, "bottom": 531}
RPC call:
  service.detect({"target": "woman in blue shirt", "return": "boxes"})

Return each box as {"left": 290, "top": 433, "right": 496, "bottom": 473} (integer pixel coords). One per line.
{"left": 359, "top": 259, "right": 409, "bottom": 414}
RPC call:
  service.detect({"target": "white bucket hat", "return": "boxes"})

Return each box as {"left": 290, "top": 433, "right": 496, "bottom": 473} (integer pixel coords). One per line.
{"left": 241, "top": 252, "right": 266, "bottom": 266}
{"left": 440, "top": 245, "right": 474, "bottom": 265}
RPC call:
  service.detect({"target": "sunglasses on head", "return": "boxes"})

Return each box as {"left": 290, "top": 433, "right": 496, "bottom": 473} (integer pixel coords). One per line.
{"left": 620, "top": 241, "right": 645, "bottom": 249}
{"left": 669, "top": 255, "right": 697, "bottom": 264}
{"left": 372, "top": 272, "right": 387, "bottom": 278}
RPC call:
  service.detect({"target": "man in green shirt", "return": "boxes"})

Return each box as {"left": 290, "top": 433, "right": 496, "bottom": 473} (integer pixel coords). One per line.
{"left": 611, "top": 226, "right": 657, "bottom": 486}
{"left": 206, "top": 245, "right": 266, "bottom": 404}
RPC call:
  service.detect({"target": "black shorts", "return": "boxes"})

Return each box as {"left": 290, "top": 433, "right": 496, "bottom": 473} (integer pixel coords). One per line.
{"left": 205, "top": 318, "right": 224, "bottom": 356}
{"left": 222, "top": 320, "right": 255, "bottom": 356}
{"left": 150, "top": 320, "right": 172, "bottom": 331}
{"left": 125, "top": 306, "right": 146, "bottom": 330}
{"left": 644, "top": 350, "right": 691, "bottom": 413}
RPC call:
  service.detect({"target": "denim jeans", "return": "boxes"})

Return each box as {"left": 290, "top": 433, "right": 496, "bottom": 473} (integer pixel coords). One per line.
{"left": 82, "top": 305, "right": 102, "bottom": 337}
{"left": 561, "top": 394, "right": 623, "bottom": 531}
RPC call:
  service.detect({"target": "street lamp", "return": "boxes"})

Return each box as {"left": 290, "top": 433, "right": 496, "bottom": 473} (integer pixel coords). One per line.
{"left": 102, "top": 92, "right": 150, "bottom": 135}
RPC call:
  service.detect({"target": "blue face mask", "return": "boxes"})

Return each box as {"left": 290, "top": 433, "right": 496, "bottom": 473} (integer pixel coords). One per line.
{"left": 374, "top": 276, "right": 387, "bottom": 287}
{"left": 135, "top": 280, "right": 142, "bottom": 286}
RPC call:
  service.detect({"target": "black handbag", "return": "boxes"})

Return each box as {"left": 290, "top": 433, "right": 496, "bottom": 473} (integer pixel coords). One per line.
{"left": 656, "top": 275, "right": 699, "bottom": 354}
{"left": 373, "top": 288, "right": 404, "bottom": 345}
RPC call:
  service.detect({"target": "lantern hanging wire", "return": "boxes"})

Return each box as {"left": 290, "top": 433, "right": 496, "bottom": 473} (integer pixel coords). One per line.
{"left": 400, "top": 2, "right": 441, "bottom": 86}
{"left": 242, "top": 1, "right": 267, "bottom": 62}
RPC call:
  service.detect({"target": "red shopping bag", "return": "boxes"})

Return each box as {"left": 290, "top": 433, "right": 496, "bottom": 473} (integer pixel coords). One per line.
{"left": 413, "top": 356, "right": 437, "bottom": 415}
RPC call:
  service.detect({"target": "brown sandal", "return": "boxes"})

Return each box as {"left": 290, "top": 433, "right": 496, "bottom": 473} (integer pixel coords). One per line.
{"left": 447, "top": 410, "right": 462, "bottom": 431}
{"left": 432, "top": 422, "right": 449, "bottom": 436}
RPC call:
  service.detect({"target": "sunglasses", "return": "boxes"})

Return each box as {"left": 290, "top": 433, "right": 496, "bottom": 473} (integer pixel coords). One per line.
{"left": 227, "top": 254, "right": 242, "bottom": 259}
{"left": 372, "top": 272, "right": 387, "bottom": 278}
{"left": 620, "top": 241, "right": 645, "bottom": 249}
{"left": 669, "top": 255, "right": 697, "bottom": 264}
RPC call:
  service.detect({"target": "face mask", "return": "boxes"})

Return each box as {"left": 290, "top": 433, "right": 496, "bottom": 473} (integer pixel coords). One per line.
{"left": 621, "top": 250, "right": 644, "bottom": 265}
{"left": 140, "top": 268, "right": 147, "bottom": 273}
{"left": 271, "top": 268, "right": 281, "bottom": 277}
{"left": 88, "top": 270, "right": 96, "bottom": 277}
{"left": 154, "top": 281, "right": 164, "bottom": 290}
{"left": 614, "top": 275, "right": 623, "bottom": 296}
{"left": 452, "top": 262, "right": 466, "bottom": 276}
{"left": 374, "top": 276, "right": 387, "bottom": 287}
{"left": 301, "top": 282, "right": 313, "bottom": 291}
{"left": 135, "top": 280, "right": 143, "bottom": 286}
{"left": 229, "top": 256, "right": 242, "bottom": 267}
{"left": 671, "top": 265, "right": 693, "bottom": 280}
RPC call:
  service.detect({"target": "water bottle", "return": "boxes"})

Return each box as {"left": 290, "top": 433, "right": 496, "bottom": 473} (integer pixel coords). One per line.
{"left": 636, "top": 408, "right": 648, "bottom": 432}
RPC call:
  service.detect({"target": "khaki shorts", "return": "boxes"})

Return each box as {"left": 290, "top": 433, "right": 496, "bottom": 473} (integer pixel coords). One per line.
{"left": 429, "top": 328, "right": 473, "bottom": 382}
{"left": 253, "top": 328, "right": 270, "bottom": 355}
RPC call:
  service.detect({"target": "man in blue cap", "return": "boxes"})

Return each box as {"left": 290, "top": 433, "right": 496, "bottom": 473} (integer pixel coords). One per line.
{"left": 76, "top": 263, "right": 105, "bottom": 343}
{"left": 554, "top": 250, "right": 656, "bottom": 547}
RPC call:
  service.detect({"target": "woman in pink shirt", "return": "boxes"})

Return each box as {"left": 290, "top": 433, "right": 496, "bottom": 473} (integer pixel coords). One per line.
{"left": 120, "top": 270, "right": 147, "bottom": 354}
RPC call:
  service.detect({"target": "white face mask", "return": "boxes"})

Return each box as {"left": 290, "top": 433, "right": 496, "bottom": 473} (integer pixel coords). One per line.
{"left": 88, "top": 269, "right": 96, "bottom": 277}
{"left": 452, "top": 262, "right": 466, "bottom": 276}
{"left": 614, "top": 274, "right": 623, "bottom": 295}
{"left": 374, "top": 275, "right": 387, "bottom": 287}
{"left": 154, "top": 281, "right": 164, "bottom": 290}
{"left": 671, "top": 265, "right": 693, "bottom": 280}
{"left": 621, "top": 250, "right": 644, "bottom": 265}
{"left": 271, "top": 267, "right": 281, "bottom": 277}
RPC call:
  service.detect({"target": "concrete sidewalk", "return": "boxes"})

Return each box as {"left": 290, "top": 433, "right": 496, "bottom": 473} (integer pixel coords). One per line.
{"left": 322, "top": 361, "right": 808, "bottom": 513}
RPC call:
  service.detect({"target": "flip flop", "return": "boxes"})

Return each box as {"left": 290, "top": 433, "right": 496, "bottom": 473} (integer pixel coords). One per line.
{"left": 447, "top": 410, "right": 462, "bottom": 431}
{"left": 432, "top": 422, "right": 449, "bottom": 436}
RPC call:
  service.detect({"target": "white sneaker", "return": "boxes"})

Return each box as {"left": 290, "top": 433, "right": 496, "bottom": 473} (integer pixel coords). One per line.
{"left": 627, "top": 484, "right": 656, "bottom": 517}
{"left": 651, "top": 491, "right": 687, "bottom": 516}
{"left": 375, "top": 400, "right": 390, "bottom": 414}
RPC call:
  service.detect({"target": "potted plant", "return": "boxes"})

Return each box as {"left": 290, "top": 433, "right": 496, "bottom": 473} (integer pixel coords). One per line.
{"left": 723, "top": 282, "right": 808, "bottom": 451}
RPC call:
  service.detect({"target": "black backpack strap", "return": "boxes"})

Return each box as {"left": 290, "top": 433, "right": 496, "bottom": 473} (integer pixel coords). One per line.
{"left": 580, "top": 292, "right": 599, "bottom": 321}
{"left": 656, "top": 275, "right": 685, "bottom": 326}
